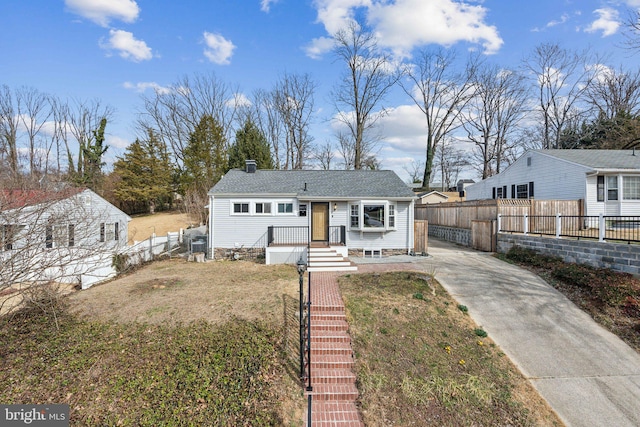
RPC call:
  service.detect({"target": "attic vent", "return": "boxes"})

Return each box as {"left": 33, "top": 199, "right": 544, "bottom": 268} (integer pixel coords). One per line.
{"left": 527, "top": 157, "right": 532, "bottom": 166}
{"left": 245, "top": 160, "right": 257, "bottom": 173}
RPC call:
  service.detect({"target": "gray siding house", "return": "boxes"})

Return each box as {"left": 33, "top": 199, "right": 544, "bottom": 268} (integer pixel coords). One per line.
{"left": 465, "top": 149, "right": 640, "bottom": 217}
{"left": 207, "top": 161, "right": 416, "bottom": 267}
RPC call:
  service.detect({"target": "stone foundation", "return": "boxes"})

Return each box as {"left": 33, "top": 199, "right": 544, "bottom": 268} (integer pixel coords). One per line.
{"left": 212, "top": 247, "right": 265, "bottom": 262}
{"left": 348, "top": 248, "right": 408, "bottom": 257}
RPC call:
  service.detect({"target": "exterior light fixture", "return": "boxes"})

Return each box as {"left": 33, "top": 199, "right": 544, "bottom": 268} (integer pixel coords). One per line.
{"left": 333, "top": 202, "right": 337, "bottom": 211}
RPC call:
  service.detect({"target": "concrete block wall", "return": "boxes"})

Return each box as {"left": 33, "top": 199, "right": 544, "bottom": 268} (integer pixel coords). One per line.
{"left": 428, "top": 225, "right": 471, "bottom": 247}
{"left": 498, "top": 233, "right": 640, "bottom": 276}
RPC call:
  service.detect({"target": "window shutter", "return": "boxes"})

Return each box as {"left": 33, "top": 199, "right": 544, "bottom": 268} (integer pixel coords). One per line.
{"left": 511, "top": 185, "right": 515, "bottom": 198}
{"left": 492, "top": 187, "right": 496, "bottom": 199}
{"left": 529, "top": 182, "right": 534, "bottom": 198}
{"left": 597, "top": 176, "right": 604, "bottom": 202}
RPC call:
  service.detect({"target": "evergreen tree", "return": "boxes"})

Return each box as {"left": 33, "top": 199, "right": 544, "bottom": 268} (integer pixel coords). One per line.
{"left": 113, "top": 130, "right": 174, "bottom": 214}
{"left": 228, "top": 119, "right": 274, "bottom": 170}
{"left": 560, "top": 111, "right": 640, "bottom": 150}
{"left": 181, "top": 115, "right": 228, "bottom": 190}
{"left": 180, "top": 115, "right": 228, "bottom": 224}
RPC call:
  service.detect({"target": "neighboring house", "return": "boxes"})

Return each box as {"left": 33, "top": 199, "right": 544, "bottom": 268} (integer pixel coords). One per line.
{"left": 457, "top": 179, "right": 475, "bottom": 195}
{"left": 207, "top": 161, "right": 417, "bottom": 267}
{"left": 465, "top": 149, "right": 640, "bottom": 216}
{"left": 1, "top": 187, "right": 131, "bottom": 287}
{"left": 417, "top": 191, "right": 449, "bottom": 204}
{"left": 417, "top": 190, "right": 466, "bottom": 204}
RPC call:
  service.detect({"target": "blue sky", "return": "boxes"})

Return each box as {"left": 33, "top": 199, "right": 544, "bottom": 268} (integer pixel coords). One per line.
{"left": 2, "top": 0, "right": 640, "bottom": 182}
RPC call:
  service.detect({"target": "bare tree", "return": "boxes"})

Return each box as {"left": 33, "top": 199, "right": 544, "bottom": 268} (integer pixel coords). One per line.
{"left": 138, "top": 72, "right": 239, "bottom": 172}
{"left": 250, "top": 89, "right": 284, "bottom": 169}
{"left": 399, "top": 48, "right": 478, "bottom": 188}
{"left": 523, "top": 43, "right": 598, "bottom": 149}
{"left": 17, "top": 87, "right": 51, "bottom": 176}
{"left": 403, "top": 159, "right": 425, "bottom": 184}
{"left": 314, "top": 140, "right": 335, "bottom": 170}
{"left": 433, "top": 138, "right": 470, "bottom": 190}
{"left": 463, "top": 64, "right": 529, "bottom": 178}
{"left": 64, "top": 99, "right": 114, "bottom": 187}
{"left": 622, "top": 8, "right": 640, "bottom": 51}
{"left": 332, "top": 21, "right": 399, "bottom": 170}
{"left": 273, "top": 72, "right": 316, "bottom": 169}
{"left": 0, "top": 85, "right": 22, "bottom": 183}
{"left": 586, "top": 65, "right": 640, "bottom": 119}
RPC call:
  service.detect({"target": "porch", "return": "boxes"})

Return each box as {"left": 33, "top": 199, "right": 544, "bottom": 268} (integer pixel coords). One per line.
{"left": 265, "top": 226, "right": 356, "bottom": 271}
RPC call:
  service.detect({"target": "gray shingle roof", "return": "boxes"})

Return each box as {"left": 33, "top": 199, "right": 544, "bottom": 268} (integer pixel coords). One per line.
{"left": 535, "top": 149, "right": 640, "bottom": 170}
{"left": 209, "top": 169, "right": 416, "bottom": 199}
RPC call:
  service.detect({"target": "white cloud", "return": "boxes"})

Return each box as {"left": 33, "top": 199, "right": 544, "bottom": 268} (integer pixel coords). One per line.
{"left": 624, "top": 0, "right": 640, "bottom": 7}
{"left": 369, "top": 0, "right": 503, "bottom": 56}
{"left": 546, "top": 13, "right": 570, "bottom": 28}
{"left": 65, "top": 0, "right": 140, "bottom": 27}
{"left": 261, "top": 0, "right": 279, "bottom": 12}
{"left": 123, "top": 81, "right": 171, "bottom": 94}
{"left": 202, "top": 32, "right": 236, "bottom": 65}
{"left": 304, "top": 36, "right": 336, "bottom": 59}
{"left": 107, "top": 135, "right": 131, "bottom": 149}
{"left": 101, "top": 29, "right": 153, "bottom": 62}
{"left": 309, "top": 0, "right": 503, "bottom": 58}
{"left": 584, "top": 8, "right": 620, "bottom": 37}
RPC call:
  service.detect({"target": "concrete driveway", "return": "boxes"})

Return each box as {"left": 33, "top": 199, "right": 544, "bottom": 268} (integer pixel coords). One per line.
{"left": 354, "top": 238, "right": 640, "bottom": 427}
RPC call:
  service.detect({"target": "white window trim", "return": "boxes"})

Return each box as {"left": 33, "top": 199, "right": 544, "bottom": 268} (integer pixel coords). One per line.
{"left": 276, "top": 202, "right": 296, "bottom": 216}
{"left": 622, "top": 175, "right": 640, "bottom": 201}
{"left": 254, "top": 202, "right": 273, "bottom": 215}
{"left": 230, "top": 200, "right": 251, "bottom": 216}
{"left": 348, "top": 201, "right": 397, "bottom": 232}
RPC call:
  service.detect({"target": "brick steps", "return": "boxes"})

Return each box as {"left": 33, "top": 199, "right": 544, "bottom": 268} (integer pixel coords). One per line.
{"left": 311, "top": 330, "right": 351, "bottom": 344}
{"left": 311, "top": 368, "right": 357, "bottom": 384}
{"left": 306, "top": 401, "right": 362, "bottom": 426}
{"left": 307, "top": 383, "right": 359, "bottom": 401}
{"left": 305, "top": 271, "right": 363, "bottom": 426}
{"left": 311, "top": 355, "right": 355, "bottom": 370}
{"left": 311, "top": 341, "right": 353, "bottom": 357}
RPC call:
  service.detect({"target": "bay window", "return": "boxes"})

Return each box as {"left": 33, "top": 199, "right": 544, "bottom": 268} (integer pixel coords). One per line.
{"left": 349, "top": 201, "right": 397, "bottom": 231}
{"left": 623, "top": 176, "right": 640, "bottom": 200}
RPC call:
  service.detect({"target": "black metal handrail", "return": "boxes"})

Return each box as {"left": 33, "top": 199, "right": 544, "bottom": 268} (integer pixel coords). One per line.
{"left": 329, "top": 225, "right": 346, "bottom": 245}
{"left": 268, "top": 226, "right": 308, "bottom": 246}
{"left": 268, "top": 225, "right": 347, "bottom": 246}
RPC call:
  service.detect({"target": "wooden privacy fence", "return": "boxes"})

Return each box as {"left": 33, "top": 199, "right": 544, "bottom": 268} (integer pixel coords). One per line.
{"left": 416, "top": 199, "right": 584, "bottom": 230}
{"left": 414, "top": 220, "right": 428, "bottom": 254}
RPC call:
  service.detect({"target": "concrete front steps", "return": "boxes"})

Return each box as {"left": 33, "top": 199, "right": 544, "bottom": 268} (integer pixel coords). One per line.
{"left": 307, "top": 247, "right": 357, "bottom": 272}
{"left": 304, "top": 272, "right": 363, "bottom": 426}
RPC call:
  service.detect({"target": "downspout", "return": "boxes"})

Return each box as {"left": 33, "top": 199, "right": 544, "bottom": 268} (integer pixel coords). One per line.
{"left": 208, "top": 195, "right": 215, "bottom": 259}
{"left": 409, "top": 198, "right": 415, "bottom": 255}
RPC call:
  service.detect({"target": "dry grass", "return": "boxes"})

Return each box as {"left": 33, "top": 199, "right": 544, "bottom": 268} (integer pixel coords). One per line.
{"left": 127, "top": 210, "right": 199, "bottom": 243}
{"left": 69, "top": 259, "right": 299, "bottom": 326}
{"left": 340, "top": 271, "right": 563, "bottom": 427}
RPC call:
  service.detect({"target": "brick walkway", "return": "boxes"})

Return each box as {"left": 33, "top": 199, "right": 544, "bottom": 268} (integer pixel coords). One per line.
{"left": 304, "top": 271, "right": 364, "bottom": 426}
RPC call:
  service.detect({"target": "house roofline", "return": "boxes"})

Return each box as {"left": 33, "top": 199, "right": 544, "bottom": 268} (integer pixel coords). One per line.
{"left": 208, "top": 193, "right": 415, "bottom": 201}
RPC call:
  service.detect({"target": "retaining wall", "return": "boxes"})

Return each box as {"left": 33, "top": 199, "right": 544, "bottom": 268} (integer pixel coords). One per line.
{"left": 428, "top": 224, "right": 640, "bottom": 276}
{"left": 498, "top": 233, "right": 640, "bottom": 276}
{"left": 428, "top": 225, "right": 472, "bottom": 247}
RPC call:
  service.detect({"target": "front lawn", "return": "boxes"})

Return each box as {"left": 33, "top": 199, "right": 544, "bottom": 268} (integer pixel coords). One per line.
{"left": 340, "top": 271, "right": 563, "bottom": 427}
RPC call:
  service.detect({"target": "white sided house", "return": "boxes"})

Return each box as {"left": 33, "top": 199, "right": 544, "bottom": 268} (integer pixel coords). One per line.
{"left": 1, "top": 188, "right": 131, "bottom": 288}
{"left": 465, "top": 149, "right": 640, "bottom": 217}
{"left": 208, "top": 161, "right": 417, "bottom": 270}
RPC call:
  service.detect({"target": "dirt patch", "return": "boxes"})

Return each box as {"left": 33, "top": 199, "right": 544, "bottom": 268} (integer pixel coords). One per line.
{"left": 127, "top": 211, "right": 199, "bottom": 243}
{"left": 68, "top": 259, "right": 300, "bottom": 326}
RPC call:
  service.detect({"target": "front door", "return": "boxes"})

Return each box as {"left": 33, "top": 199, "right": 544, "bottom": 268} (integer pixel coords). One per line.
{"left": 311, "top": 202, "right": 329, "bottom": 242}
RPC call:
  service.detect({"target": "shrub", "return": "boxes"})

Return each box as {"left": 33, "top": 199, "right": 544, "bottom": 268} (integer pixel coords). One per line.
{"left": 505, "top": 246, "right": 562, "bottom": 268}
